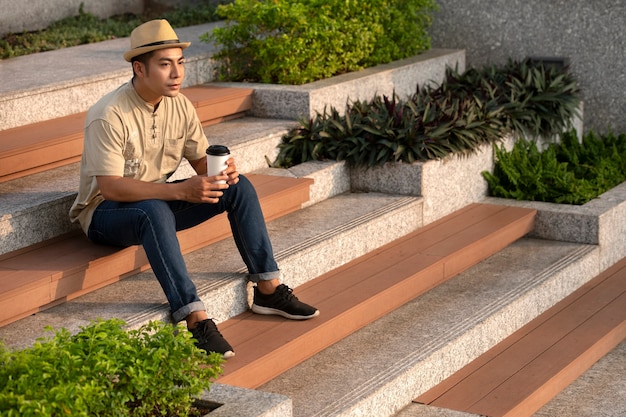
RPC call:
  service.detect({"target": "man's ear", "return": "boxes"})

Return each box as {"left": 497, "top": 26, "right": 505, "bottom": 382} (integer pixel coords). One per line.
{"left": 132, "top": 61, "right": 146, "bottom": 78}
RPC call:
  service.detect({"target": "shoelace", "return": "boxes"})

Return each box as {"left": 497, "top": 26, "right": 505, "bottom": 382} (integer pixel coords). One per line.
{"left": 275, "top": 284, "right": 296, "bottom": 301}
{"left": 194, "top": 319, "right": 221, "bottom": 338}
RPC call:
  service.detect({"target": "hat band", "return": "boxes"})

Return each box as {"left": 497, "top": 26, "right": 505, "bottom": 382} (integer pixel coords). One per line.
{"left": 133, "top": 39, "right": 181, "bottom": 49}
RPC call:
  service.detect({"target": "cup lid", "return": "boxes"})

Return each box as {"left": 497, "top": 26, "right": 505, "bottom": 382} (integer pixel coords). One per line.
{"left": 206, "top": 145, "right": 230, "bottom": 156}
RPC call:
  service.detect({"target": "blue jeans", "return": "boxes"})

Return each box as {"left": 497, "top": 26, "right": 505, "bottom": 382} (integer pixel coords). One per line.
{"left": 87, "top": 174, "right": 280, "bottom": 323}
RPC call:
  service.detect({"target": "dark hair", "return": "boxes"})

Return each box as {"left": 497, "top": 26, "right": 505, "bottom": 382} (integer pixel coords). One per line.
{"left": 131, "top": 51, "right": 156, "bottom": 78}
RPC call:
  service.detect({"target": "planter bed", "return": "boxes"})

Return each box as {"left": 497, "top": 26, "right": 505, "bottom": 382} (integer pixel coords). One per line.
{"left": 214, "top": 49, "right": 465, "bottom": 121}
{"left": 344, "top": 135, "right": 626, "bottom": 274}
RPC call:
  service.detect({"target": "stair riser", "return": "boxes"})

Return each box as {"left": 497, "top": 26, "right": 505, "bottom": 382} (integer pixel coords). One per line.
{"left": 225, "top": 132, "right": 284, "bottom": 175}
{"left": 0, "top": 73, "right": 129, "bottom": 132}
{"left": 0, "top": 194, "right": 78, "bottom": 256}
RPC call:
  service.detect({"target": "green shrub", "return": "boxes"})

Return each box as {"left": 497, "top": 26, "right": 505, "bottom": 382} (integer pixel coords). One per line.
{"left": 203, "top": 0, "right": 437, "bottom": 84}
{"left": 274, "top": 59, "right": 581, "bottom": 168}
{"left": 483, "top": 130, "right": 626, "bottom": 205}
{"left": 0, "top": 319, "right": 223, "bottom": 417}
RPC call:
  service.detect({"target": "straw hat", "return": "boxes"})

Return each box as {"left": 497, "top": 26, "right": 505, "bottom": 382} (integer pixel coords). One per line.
{"left": 123, "top": 19, "right": 190, "bottom": 62}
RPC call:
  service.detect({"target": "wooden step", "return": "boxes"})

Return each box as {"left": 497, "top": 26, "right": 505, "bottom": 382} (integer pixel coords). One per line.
{"left": 214, "top": 203, "right": 537, "bottom": 389}
{"left": 0, "top": 174, "right": 312, "bottom": 327}
{"left": 414, "top": 255, "right": 626, "bottom": 417}
{"left": 182, "top": 85, "right": 253, "bottom": 125}
{"left": 0, "top": 85, "right": 253, "bottom": 183}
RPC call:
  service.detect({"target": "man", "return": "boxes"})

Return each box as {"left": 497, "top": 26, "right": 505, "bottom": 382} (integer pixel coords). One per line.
{"left": 69, "top": 19, "right": 319, "bottom": 359}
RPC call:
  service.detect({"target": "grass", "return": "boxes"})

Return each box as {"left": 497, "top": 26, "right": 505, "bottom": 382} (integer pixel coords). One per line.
{"left": 0, "top": 1, "right": 228, "bottom": 60}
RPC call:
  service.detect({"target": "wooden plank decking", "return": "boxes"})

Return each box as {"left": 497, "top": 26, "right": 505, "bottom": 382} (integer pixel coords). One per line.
{"left": 215, "top": 203, "right": 537, "bottom": 389}
{"left": 0, "top": 85, "right": 253, "bottom": 183}
{"left": 415, "top": 255, "right": 626, "bottom": 417}
{"left": 0, "top": 174, "right": 313, "bottom": 327}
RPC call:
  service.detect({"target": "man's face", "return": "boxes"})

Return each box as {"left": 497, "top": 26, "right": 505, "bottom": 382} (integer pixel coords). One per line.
{"left": 139, "top": 47, "right": 186, "bottom": 103}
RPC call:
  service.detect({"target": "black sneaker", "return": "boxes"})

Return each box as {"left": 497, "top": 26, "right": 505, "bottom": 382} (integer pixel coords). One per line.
{"left": 251, "top": 284, "right": 320, "bottom": 320}
{"left": 190, "top": 319, "right": 235, "bottom": 359}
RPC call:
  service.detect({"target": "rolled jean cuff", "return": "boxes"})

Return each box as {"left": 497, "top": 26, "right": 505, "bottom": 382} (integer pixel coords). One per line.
{"left": 172, "top": 301, "right": 206, "bottom": 323}
{"left": 248, "top": 270, "right": 280, "bottom": 283}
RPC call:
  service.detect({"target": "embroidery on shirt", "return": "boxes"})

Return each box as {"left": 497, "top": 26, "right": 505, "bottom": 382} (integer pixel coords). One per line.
{"left": 123, "top": 131, "right": 143, "bottom": 177}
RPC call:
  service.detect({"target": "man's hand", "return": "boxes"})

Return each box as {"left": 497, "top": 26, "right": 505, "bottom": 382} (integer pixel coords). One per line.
{"left": 223, "top": 157, "right": 240, "bottom": 185}
{"left": 180, "top": 175, "right": 229, "bottom": 203}
{"left": 189, "top": 156, "right": 240, "bottom": 186}
{"left": 181, "top": 157, "right": 239, "bottom": 203}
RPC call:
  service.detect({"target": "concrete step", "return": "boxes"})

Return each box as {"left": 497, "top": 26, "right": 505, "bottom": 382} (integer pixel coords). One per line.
{"left": 0, "top": 190, "right": 424, "bottom": 351}
{"left": 259, "top": 237, "right": 599, "bottom": 417}
{"left": 535, "top": 339, "right": 626, "bottom": 417}
{"left": 0, "top": 22, "right": 223, "bottom": 131}
{"left": 0, "top": 116, "right": 295, "bottom": 256}
{"left": 0, "top": 174, "right": 313, "bottom": 327}
{"left": 415, "top": 255, "right": 626, "bottom": 416}
{"left": 0, "top": 195, "right": 541, "bottom": 416}
{"left": 215, "top": 203, "right": 535, "bottom": 390}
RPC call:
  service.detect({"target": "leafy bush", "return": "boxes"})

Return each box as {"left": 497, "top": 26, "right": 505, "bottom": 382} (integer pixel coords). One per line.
{"left": 203, "top": 0, "right": 437, "bottom": 84}
{"left": 483, "top": 130, "right": 626, "bottom": 205}
{"left": 0, "top": 319, "right": 223, "bottom": 417}
{"left": 274, "top": 59, "right": 581, "bottom": 168}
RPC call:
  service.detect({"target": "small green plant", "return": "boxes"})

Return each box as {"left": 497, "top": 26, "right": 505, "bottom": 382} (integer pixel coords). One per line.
{"left": 274, "top": 59, "right": 581, "bottom": 168}
{"left": 203, "top": 0, "right": 437, "bottom": 84}
{"left": 0, "top": 319, "right": 223, "bottom": 417}
{"left": 483, "top": 130, "right": 626, "bottom": 205}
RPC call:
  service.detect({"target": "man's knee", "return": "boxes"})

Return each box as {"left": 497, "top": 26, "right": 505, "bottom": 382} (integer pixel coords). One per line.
{"left": 134, "top": 199, "right": 176, "bottom": 226}
{"left": 229, "top": 174, "right": 256, "bottom": 198}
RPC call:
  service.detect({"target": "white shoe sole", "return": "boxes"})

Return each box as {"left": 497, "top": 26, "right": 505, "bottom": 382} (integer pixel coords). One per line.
{"left": 251, "top": 304, "right": 320, "bottom": 320}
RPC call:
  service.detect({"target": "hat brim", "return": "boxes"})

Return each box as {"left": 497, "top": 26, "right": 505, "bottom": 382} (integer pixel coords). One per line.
{"left": 124, "top": 42, "right": 191, "bottom": 62}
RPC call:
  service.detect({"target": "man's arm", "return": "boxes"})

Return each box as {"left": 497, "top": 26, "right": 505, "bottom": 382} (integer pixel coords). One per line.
{"left": 96, "top": 175, "right": 228, "bottom": 204}
{"left": 96, "top": 155, "right": 239, "bottom": 204}
{"left": 189, "top": 155, "right": 208, "bottom": 175}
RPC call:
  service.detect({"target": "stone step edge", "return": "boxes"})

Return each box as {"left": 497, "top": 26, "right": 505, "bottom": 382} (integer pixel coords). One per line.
{"left": 272, "top": 241, "right": 599, "bottom": 417}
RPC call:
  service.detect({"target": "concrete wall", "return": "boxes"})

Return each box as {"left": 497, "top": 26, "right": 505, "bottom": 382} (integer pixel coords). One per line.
{"left": 0, "top": 1, "right": 142, "bottom": 35}
{"left": 0, "top": 0, "right": 186, "bottom": 36}
{"left": 429, "top": 0, "right": 626, "bottom": 135}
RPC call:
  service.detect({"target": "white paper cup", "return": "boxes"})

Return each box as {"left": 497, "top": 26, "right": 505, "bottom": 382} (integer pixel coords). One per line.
{"left": 206, "top": 145, "right": 230, "bottom": 184}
